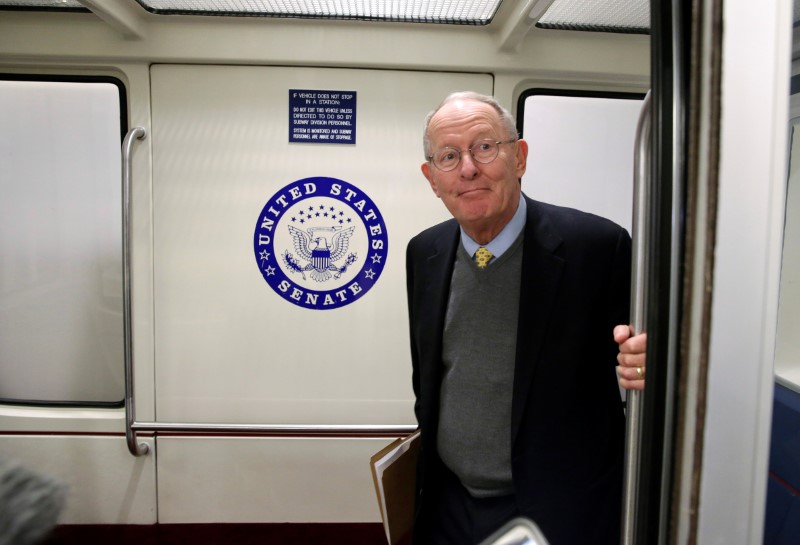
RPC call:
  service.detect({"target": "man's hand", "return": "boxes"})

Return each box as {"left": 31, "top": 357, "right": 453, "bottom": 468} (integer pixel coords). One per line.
{"left": 614, "top": 325, "right": 647, "bottom": 391}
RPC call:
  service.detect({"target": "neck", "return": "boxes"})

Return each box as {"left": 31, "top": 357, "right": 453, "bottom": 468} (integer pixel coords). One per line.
{"left": 463, "top": 217, "right": 511, "bottom": 246}
{"left": 466, "top": 230, "right": 499, "bottom": 246}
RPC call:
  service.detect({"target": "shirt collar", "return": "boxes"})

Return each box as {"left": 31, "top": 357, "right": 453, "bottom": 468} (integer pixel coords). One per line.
{"left": 461, "top": 193, "right": 527, "bottom": 259}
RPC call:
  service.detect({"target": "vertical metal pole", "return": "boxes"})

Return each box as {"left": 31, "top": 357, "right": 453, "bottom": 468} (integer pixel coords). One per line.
{"left": 122, "top": 126, "right": 150, "bottom": 457}
{"left": 621, "top": 91, "right": 651, "bottom": 544}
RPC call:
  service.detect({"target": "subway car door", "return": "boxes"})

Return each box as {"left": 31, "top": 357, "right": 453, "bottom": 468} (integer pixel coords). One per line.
{"left": 145, "top": 65, "right": 492, "bottom": 523}
{"left": 518, "top": 0, "right": 792, "bottom": 542}
{"left": 621, "top": 0, "right": 791, "bottom": 543}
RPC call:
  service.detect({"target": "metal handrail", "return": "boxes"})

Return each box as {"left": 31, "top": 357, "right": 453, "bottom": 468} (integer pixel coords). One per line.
{"left": 131, "top": 422, "right": 417, "bottom": 436}
{"left": 621, "top": 90, "right": 652, "bottom": 544}
{"left": 122, "top": 126, "right": 150, "bottom": 457}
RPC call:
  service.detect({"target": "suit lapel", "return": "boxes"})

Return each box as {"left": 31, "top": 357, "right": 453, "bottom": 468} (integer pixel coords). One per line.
{"left": 511, "top": 198, "right": 565, "bottom": 446}
{"left": 417, "top": 222, "right": 459, "bottom": 436}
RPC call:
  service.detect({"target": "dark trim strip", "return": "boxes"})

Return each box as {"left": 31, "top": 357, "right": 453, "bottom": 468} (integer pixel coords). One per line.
{"left": 154, "top": 432, "right": 406, "bottom": 438}
{"left": 0, "top": 399, "right": 124, "bottom": 409}
{"left": 635, "top": 0, "right": 690, "bottom": 543}
{"left": 0, "top": 430, "right": 404, "bottom": 440}
{"left": 0, "top": 432, "right": 150, "bottom": 438}
{"left": 535, "top": 22, "right": 649, "bottom": 35}
{"left": 0, "top": 6, "right": 89, "bottom": 13}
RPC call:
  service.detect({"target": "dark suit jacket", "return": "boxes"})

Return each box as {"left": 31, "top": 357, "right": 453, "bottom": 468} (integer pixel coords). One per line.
{"left": 405, "top": 195, "right": 631, "bottom": 545}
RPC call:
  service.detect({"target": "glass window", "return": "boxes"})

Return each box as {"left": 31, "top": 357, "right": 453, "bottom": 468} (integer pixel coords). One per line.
{"left": 519, "top": 90, "right": 645, "bottom": 233}
{"left": 0, "top": 76, "right": 126, "bottom": 406}
{"left": 774, "top": 81, "right": 800, "bottom": 390}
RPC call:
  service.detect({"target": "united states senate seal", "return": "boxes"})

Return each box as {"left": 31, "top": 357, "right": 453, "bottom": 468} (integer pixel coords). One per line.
{"left": 253, "top": 176, "right": 388, "bottom": 310}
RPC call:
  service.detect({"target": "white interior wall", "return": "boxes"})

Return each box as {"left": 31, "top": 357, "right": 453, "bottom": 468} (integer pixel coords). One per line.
{"left": 150, "top": 65, "right": 492, "bottom": 427}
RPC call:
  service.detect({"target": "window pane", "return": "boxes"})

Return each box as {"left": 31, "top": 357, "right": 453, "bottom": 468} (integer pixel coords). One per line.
{"left": 520, "top": 91, "right": 644, "bottom": 233}
{"left": 774, "top": 116, "right": 800, "bottom": 388}
{"left": 0, "top": 78, "right": 124, "bottom": 405}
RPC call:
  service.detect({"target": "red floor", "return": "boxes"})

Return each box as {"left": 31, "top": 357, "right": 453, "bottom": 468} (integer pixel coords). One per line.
{"left": 43, "top": 523, "right": 387, "bottom": 545}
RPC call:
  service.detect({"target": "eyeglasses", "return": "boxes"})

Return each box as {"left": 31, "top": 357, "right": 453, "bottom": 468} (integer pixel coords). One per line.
{"left": 427, "top": 138, "right": 517, "bottom": 172}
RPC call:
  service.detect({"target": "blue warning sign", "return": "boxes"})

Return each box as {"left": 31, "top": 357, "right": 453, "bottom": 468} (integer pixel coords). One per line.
{"left": 289, "top": 89, "right": 357, "bottom": 145}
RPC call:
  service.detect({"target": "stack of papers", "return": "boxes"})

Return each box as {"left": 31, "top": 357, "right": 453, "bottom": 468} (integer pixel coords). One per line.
{"left": 370, "top": 430, "right": 421, "bottom": 545}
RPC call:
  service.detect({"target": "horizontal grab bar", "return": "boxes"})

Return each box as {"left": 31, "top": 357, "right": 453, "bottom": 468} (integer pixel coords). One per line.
{"left": 131, "top": 421, "right": 417, "bottom": 436}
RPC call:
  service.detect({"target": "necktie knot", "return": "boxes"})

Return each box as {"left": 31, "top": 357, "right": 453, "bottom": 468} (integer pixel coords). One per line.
{"left": 474, "top": 247, "right": 493, "bottom": 269}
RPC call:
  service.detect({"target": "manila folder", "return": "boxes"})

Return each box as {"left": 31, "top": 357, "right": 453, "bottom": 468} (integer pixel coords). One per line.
{"left": 370, "top": 430, "right": 421, "bottom": 545}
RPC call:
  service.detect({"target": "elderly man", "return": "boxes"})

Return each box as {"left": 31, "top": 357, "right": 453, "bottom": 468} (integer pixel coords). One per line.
{"left": 406, "top": 91, "right": 646, "bottom": 545}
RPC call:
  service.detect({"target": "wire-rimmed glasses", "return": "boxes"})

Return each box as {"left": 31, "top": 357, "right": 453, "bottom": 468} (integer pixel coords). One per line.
{"left": 427, "top": 138, "right": 517, "bottom": 172}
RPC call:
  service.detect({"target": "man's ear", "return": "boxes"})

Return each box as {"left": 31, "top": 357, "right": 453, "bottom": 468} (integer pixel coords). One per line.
{"left": 421, "top": 162, "right": 441, "bottom": 197}
{"left": 515, "top": 139, "right": 529, "bottom": 179}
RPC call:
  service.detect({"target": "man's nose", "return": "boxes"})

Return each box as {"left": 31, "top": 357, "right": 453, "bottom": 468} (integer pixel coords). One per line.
{"left": 459, "top": 152, "right": 479, "bottom": 179}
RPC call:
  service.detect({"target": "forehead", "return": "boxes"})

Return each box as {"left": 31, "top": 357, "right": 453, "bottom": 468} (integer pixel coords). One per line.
{"left": 427, "top": 99, "right": 503, "bottom": 145}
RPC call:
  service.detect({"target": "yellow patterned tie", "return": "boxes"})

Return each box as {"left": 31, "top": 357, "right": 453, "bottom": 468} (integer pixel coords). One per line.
{"left": 474, "top": 247, "right": 493, "bottom": 269}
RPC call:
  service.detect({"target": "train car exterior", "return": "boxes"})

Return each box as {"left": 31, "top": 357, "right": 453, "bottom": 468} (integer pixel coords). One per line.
{"left": 0, "top": 1, "right": 796, "bottom": 544}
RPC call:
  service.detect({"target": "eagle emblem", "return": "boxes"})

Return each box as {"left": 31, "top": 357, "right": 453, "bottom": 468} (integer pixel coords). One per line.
{"left": 283, "top": 225, "right": 358, "bottom": 282}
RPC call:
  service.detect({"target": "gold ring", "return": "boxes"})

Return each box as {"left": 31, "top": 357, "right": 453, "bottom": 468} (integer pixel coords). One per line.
{"left": 636, "top": 367, "right": 644, "bottom": 379}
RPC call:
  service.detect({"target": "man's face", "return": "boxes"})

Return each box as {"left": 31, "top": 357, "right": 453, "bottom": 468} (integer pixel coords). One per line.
{"left": 421, "top": 99, "right": 528, "bottom": 241}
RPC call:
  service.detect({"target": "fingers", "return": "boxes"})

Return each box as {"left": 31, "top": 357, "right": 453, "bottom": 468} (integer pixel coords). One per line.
{"left": 616, "top": 365, "right": 645, "bottom": 391}
{"left": 618, "top": 329, "right": 647, "bottom": 351}
{"left": 614, "top": 325, "right": 647, "bottom": 391}
{"left": 618, "top": 375, "right": 645, "bottom": 391}
{"left": 616, "top": 364, "right": 645, "bottom": 381}
{"left": 617, "top": 349, "right": 646, "bottom": 368}
{"left": 613, "top": 324, "right": 632, "bottom": 344}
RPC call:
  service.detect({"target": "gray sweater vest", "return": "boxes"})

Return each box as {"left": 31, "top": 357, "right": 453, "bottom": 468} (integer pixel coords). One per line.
{"left": 437, "top": 233, "right": 524, "bottom": 498}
